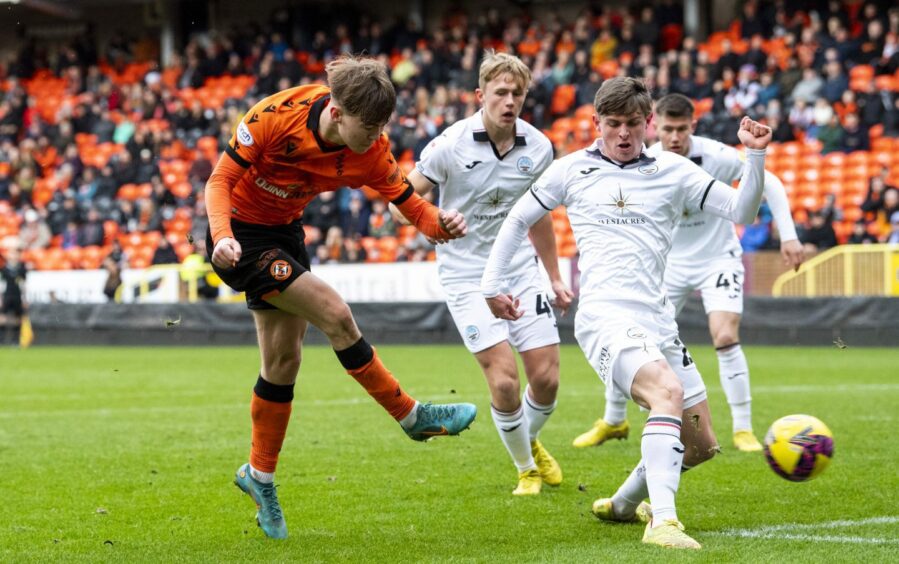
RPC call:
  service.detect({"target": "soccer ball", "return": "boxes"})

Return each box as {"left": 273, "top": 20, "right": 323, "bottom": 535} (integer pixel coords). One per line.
{"left": 763, "top": 414, "right": 834, "bottom": 482}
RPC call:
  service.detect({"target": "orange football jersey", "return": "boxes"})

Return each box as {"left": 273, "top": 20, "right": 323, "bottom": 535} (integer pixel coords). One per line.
{"left": 224, "top": 85, "right": 408, "bottom": 225}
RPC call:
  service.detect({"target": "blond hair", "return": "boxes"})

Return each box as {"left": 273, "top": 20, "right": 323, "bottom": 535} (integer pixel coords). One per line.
{"left": 478, "top": 50, "right": 531, "bottom": 91}
{"left": 593, "top": 77, "right": 652, "bottom": 117}
{"left": 326, "top": 55, "right": 396, "bottom": 126}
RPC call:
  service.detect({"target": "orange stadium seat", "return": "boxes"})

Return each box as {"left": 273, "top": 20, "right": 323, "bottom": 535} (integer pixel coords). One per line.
{"left": 550, "top": 84, "right": 576, "bottom": 116}
{"left": 376, "top": 237, "right": 399, "bottom": 262}
{"left": 80, "top": 246, "right": 107, "bottom": 269}
{"left": 849, "top": 65, "right": 874, "bottom": 82}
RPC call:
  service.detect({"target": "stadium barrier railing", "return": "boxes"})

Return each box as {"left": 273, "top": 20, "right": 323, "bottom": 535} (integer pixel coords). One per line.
{"left": 772, "top": 244, "right": 899, "bottom": 297}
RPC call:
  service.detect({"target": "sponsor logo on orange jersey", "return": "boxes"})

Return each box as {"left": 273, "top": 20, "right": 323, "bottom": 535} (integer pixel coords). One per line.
{"left": 270, "top": 260, "right": 292, "bottom": 281}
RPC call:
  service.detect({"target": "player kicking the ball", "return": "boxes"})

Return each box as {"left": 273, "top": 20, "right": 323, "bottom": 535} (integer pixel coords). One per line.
{"left": 205, "top": 56, "right": 476, "bottom": 539}
{"left": 482, "top": 78, "right": 772, "bottom": 549}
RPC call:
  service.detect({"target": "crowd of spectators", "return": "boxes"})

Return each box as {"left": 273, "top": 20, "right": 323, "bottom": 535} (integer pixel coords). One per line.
{"left": 2, "top": 0, "right": 899, "bottom": 285}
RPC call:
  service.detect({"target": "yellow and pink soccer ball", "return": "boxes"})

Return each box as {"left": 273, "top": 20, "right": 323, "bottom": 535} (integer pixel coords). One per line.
{"left": 763, "top": 414, "right": 834, "bottom": 482}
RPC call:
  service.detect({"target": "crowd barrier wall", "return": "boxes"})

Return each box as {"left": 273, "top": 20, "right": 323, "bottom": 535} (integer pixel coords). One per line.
{"left": 24, "top": 297, "right": 899, "bottom": 348}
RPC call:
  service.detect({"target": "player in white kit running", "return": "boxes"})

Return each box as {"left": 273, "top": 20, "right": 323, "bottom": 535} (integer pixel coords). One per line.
{"left": 482, "top": 78, "right": 772, "bottom": 549}
{"left": 397, "top": 51, "right": 574, "bottom": 495}
{"left": 572, "top": 94, "right": 804, "bottom": 453}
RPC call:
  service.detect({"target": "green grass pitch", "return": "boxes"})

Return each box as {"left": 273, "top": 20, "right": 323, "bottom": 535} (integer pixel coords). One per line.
{"left": 2, "top": 344, "right": 897, "bottom": 562}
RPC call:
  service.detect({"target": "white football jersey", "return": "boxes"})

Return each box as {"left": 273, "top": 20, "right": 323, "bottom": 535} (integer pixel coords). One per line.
{"left": 528, "top": 140, "right": 718, "bottom": 310}
{"left": 416, "top": 111, "right": 554, "bottom": 284}
{"left": 646, "top": 135, "right": 744, "bottom": 264}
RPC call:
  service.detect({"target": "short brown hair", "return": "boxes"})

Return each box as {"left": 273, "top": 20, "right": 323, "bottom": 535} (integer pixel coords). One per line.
{"left": 654, "top": 93, "right": 695, "bottom": 119}
{"left": 593, "top": 77, "right": 652, "bottom": 117}
{"left": 326, "top": 55, "right": 396, "bottom": 126}
{"left": 479, "top": 50, "right": 531, "bottom": 91}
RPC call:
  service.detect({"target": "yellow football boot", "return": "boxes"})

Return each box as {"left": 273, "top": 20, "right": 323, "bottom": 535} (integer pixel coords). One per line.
{"left": 512, "top": 468, "right": 542, "bottom": 496}
{"left": 642, "top": 519, "right": 701, "bottom": 550}
{"left": 531, "top": 440, "right": 562, "bottom": 486}
{"left": 733, "top": 430, "right": 763, "bottom": 452}
{"left": 572, "top": 419, "right": 630, "bottom": 448}
{"left": 591, "top": 497, "right": 652, "bottom": 524}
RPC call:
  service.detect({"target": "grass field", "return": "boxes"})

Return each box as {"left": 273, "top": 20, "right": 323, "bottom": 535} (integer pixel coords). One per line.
{"left": 2, "top": 344, "right": 898, "bottom": 562}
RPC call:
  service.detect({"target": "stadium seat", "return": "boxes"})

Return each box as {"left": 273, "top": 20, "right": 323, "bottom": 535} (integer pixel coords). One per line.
{"left": 376, "top": 237, "right": 399, "bottom": 262}
{"left": 849, "top": 65, "right": 874, "bottom": 82}
{"left": 550, "top": 84, "right": 576, "bottom": 116}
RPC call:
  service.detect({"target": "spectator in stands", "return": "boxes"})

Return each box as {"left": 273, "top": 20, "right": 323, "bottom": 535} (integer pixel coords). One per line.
{"left": 887, "top": 212, "right": 899, "bottom": 244}
{"left": 304, "top": 191, "right": 340, "bottom": 234}
{"left": 740, "top": 1, "right": 766, "bottom": 38}
{"left": 152, "top": 237, "right": 179, "bottom": 265}
{"left": 857, "top": 80, "right": 888, "bottom": 130}
{"left": 790, "top": 68, "right": 824, "bottom": 104}
{"left": 367, "top": 199, "right": 396, "bottom": 238}
{"left": 816, "top": 114, "right": 845, "bottom": 154}
{"left": 840, "top": 112, "right": 870, "bottom": 152}
{"left": 847, "top": 220, "right": 878, "bottom": 244}
{"left": 755, "top": 72, "right": 781, "bottom": 109}
{"left": 18, "top": 209, "right": 51, "bottom": 250}
{"left": 740, "top": 214, "right": 771, "bottom": 251}
{"left": 800, "top": 210, "right": 838, "bottom": 253}
{"left": 94, "top": 164, "right": 118, "bottom": 201}
{"left": 61, "top": 221, "right": 80, "bottom": 249}
{"left": 862, "top": 174, "right": 889, "bottom": 218}
{"left": 820, "top": 60, "right": 849, "bottom": 103}
{"left": 725, "top": 64, "right": 760, "bottom": 113}
{"left": 311, "top": 243, "right": 334, "bottom": 266}
{"left": 880, "top": 188, "right": 899, "bottom": 234}
{"left": 78, "top": 207, "right": 105, "bottom": 247}
{"left": 340, "top": 236, "right": 367, "bottom": 263}
{"left": 134, "top": 149, "right": 159, "bottom": 184}
{"left": 884, "top": 95, "right": 899, "bottom": 137}
{"left": 111, "top": 151, "right": 136, "bottom": 185}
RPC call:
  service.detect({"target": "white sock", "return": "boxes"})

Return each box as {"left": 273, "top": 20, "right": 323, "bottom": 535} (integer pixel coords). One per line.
{"left": 523, "top": 384, "right": 556, "bottom": 443}
{"left": 603, "top": 382, "right": 628, "bottom": 425}
{"left": 249, "top": 464, "right": 274, "bottom": 484}
{"left": 399, "top": 401, "right": 421, "bottom": 430}
{"left": 717, "top": 344, "right": 752, "bottom": 432}
{"left": 611, "top": 460, "right": 648, "bottom": 518}
{"left": 490, "top": 404, "right": 536, "bottom": 472}
{"left": 642, "top": 415, "right": 684, "bottom": 527}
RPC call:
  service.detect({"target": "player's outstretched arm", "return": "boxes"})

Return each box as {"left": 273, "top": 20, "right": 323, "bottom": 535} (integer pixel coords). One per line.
{"left": 388, "top": 168, "right": 434, "bottom": 227}
{"left": 527, "top": 214, "right": 573, "bottom": 316}
{"left": 483, "top": 193, "right": 552, "bottom": 320}
{"left": 703, "top": 117, "right": 772, "bottom": 225}
{"left": 762, "top": 170, "right": 805, "bottom": 272}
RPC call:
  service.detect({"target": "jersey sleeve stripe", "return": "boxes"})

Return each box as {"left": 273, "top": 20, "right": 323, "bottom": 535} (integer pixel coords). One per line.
{"left": 699, "top": 179, "right": 715, "bottom": 210}
{"left": 390, "top": 186, "right": 415, "bottom": 206}
{"left": 225, "top": 144, "right": 251, "bottom": 168}
{"left": 421, "top": 172, "right": 439, "bottom": 186}
{"left": 529, "top": 188, "right": 552, "bottom": 210}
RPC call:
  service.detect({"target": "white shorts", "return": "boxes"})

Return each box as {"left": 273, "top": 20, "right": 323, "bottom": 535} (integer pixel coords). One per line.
{"left": 665, "top": 258, "right": 745, "bottom": 316}
{"left": 574, "top": 302, "right": 707, "bottom": 410}
{"left": 444, "top": 268, "right": 560, "bottom": 354}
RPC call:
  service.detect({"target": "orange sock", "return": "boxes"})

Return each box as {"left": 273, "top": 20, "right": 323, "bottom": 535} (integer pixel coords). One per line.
{"left": 336, "top": 338, "right": 417, "bottom": 421}
{"left": 249, "top": 391, "right": 293, "bottom": 473}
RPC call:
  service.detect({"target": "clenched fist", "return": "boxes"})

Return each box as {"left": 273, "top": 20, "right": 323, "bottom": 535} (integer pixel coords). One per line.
{"left": 737, "top": 116, "right": 773, "bottom": 151}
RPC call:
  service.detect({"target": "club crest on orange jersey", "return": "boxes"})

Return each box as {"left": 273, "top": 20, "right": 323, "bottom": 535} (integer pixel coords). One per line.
{"left": 270, "top": 260, "right": 292, "bottom": 281}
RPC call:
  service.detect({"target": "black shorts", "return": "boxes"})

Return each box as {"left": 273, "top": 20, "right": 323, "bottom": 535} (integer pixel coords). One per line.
{"left": 206, "top": 219, "right": 310, "bottom": 310}
{"left": 1, "top": 296, "right": 24, "bottom": 317}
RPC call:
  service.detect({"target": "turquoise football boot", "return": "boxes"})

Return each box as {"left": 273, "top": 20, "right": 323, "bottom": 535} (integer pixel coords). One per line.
{"left": 234, "top": 463, "right": 288, "bottom": 539}
{"left": 404, "top": 402, "right": 477, "bottom": 441}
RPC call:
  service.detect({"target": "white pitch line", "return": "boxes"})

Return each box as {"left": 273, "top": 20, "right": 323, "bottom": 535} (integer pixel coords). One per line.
{"left": 748, "top": 516, "right": 899, "bottom": 532}
{"left": 712, "top": 516, "right": 899, "bottom": 545}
